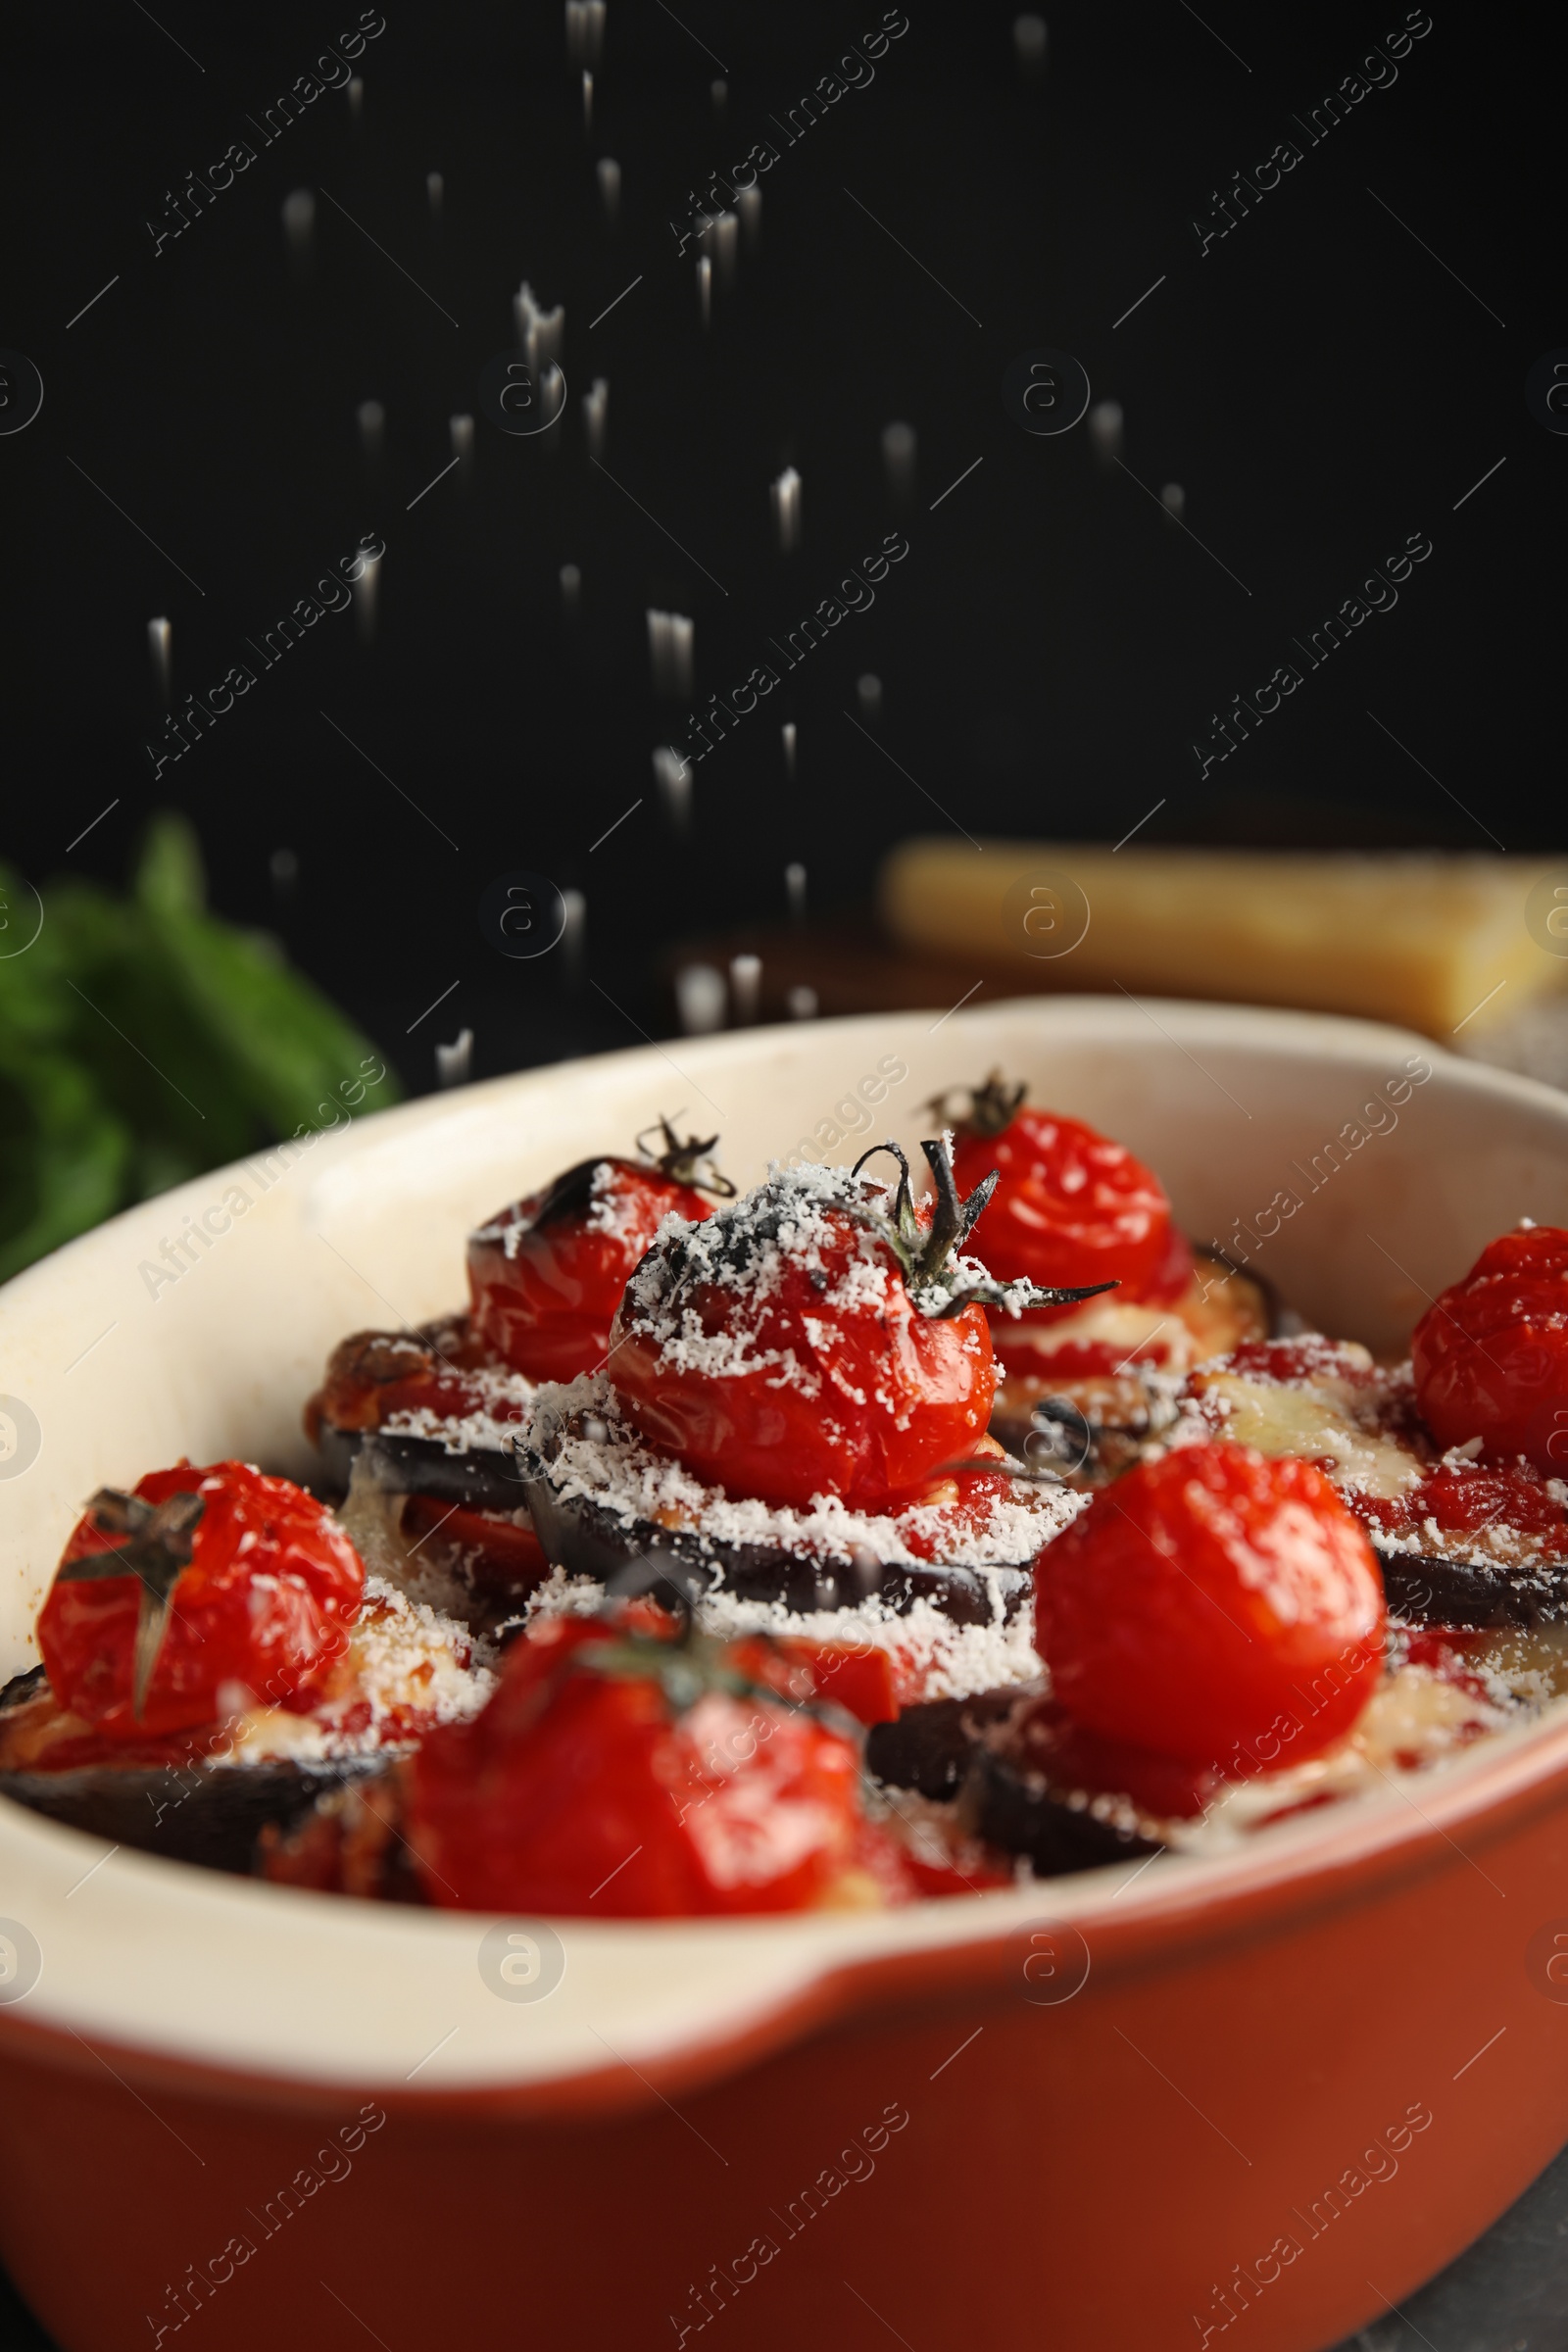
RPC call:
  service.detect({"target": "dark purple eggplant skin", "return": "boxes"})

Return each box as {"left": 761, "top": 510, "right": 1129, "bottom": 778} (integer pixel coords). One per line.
{"left": 315, "top": 1423, "right": 532, "bottom": 1512}
{"left": 1373, "top": 1542, "right": 1568, "bottom": 1629}
{"left": 865, "top": 1692, "right": 1021, "bottom": 1800}
{"left": 519, "top": 1438, "right": 1033, "bottom": 1626}
{"left": 973, "top": 1748, "right": 1163, "bottom": 1875}
{"left": 0, "top": 1666, "right": 387, "bottom": 1875}
{"left": 866, "top": 1689, "right": 1162, "bottom": 1875}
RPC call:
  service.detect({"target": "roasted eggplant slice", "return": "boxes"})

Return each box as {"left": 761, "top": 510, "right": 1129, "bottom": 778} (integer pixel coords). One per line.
{"left": 258, "top": 1768, "right": 423, "bottom": 1899}
{"left": 320, "top": 1426, "right": 533, "bottom": 1513}
{"left": 306, "top": 1318, "right": 534, "bottom": 1507}
{"left": 1371, "top": 1543, "right": 1568, "bottom": 1630}
{"left": 989, "top": 1246, "right": 1277, "bottom": 1483}
{"left": 865, "top": 1687, "right": 1165, "bottom": 1875}
{"left": 520, "top": 1387, "right": 1046, "bottom": 1626}
{"left": 521, "top": 1463, "right": 1031, "bottom": 1623}
{"left": 0, "top": 1666, "right": 388, "bottom": 1873}
{"left": 971, "top": 1748, "right": 1164, "bottom": 1875}
{"left": 865, "top": 1691, "right": 1022, "bottom": 1800}
{"left": 1184, "top": 1340, "right": 1568, "bottom": 1629}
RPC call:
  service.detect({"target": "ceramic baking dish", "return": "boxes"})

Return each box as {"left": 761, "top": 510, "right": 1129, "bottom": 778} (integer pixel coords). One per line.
{"left": 4, "top": 998, "right": 1567, "bottom": 2352}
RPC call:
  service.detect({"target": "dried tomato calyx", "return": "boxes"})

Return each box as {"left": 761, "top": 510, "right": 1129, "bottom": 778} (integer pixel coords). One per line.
{"left": 53, "top": 1487, "right": 206, "bottom": 1717}
{"left": 923, "top": 1068, "right": 1027, "bottom": 1139}
{"left": 515, "top": 1621, "right": 855, "bottom": 1743}
{"left": 636, "top": 1113, "right": 736, "bottom": 1198}
{"left": 850, "top": 1135, "right": 1117, "bottom": 1321}
{"left": 575, "top": 1628, "right": 779, "bottom": 1716}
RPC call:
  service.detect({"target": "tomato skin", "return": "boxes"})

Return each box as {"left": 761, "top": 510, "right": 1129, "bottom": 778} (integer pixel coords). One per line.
{"left": 467, "top": 1158, "right": 714, "bottom": 1381}
{"left": 902, "top": 1843, "right": 1015, "bottom": 1898}
{"left": 398, "top": 1494, "right": 549, "bottom": 1599}
{"left": 609, "top": 1191, "right": 997, "bottom": 1512}
{"left": 1016, "top": 1698, "right": 1220, "bottom": 1819}
{"left": 952, "top": 1108, "right": 1185, "bottom": 1304}
{"left": 727, "top": 1637, "right": 901, "bottom": 1727}
{"left": 1035, "top": 1445, "right": 1386, "bottom": 1771}
{"left": 38, "top": 1463, "right": 363, "bottom": 1740}
{"left": 406, "top": 1614, "right": 894, "bottom": 1915}
{"left": 1412, "top": 1226, "right": 1568, "bottom": 1475}
{"left": 306, "top": 1317, "right": 527, "bottom": 1445}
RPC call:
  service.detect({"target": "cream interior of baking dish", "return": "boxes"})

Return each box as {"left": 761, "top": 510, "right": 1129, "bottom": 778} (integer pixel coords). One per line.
{"left": 4, "top": 1000, "right": 1568, "bottom": 2089}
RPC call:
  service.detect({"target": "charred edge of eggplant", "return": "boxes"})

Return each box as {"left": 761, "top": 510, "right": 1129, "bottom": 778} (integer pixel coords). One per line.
{"left": 1375, "top": 1542, "right": 1568, "bottom": 1630}
{"left": 0, "top": 1664, "right": 47, "bottom": 1715}
{"left": 0, "top": 1667, "right": 389, "bottom": 1875}
{"left": 865, "top": 1692, "right": 1022, "bottom": 1800}
{"left": 258, "top": 1769, "right": 426, "bottom": 1901}
{"left": 520, "top": 1456, "right": 1032, "bottom": 1627}
{"left": 972, "top": 1748, "right": 1164, "bottom": 1876}
{"left": 316, "top": 1423, "right": 532, "bottom": 1513}
{"left": 867, "top": 1690, "right": 1163, "bottom": 1876}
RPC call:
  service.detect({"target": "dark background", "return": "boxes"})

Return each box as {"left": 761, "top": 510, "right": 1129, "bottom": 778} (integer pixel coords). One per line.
{"left": 3, "top": 6, "right": 1564, "bottom": 2343}
{"left": 4, "top": 0, "right": 1560, "bottom": 1097}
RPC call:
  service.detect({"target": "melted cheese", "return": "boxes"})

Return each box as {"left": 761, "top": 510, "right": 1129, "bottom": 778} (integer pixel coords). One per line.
{"left": 1198, "top": 1370, "right": 1423, "bottom": 1500}
{"left": 1164, "top": 1665, "right": 1504, "bottom": 1854}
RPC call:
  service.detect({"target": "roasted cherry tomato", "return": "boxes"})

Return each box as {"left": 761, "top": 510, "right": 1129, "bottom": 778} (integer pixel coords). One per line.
{"left": 305, "top": 1316, "right": 528, "bottom": 1446}
{"left": 399, "top": 1494, "right": 550, "bottom": 1599}
{"left": 608, "top": 1162, "right": 1000, "bottom": 1513}
{"left": 1412, "top": 1225, "right": 1568, "bottom": 1475}
{"left": 38, "top": 1463, "right": 363, "bottom": 1740}
{"left": 946, "top": 1081, "right": 1190, "bottom": 1305}
{"left": 730, "top": 1637, "right": 902, "bottom": 1727}
{"left": 1035, "top": 1444, "right": 1386, "bottom": 1772}
{"left": 467, "top": 1132, "right": 723, "bottom": 1382}
{"left": 406, "top": 1611, "right": 907, "bottom": 1915}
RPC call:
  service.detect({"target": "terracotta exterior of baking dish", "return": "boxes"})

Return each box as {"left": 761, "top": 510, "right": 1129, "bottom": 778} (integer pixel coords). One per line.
{"left": 4, "top": 1001, "right": 1568, "bottom": 2352}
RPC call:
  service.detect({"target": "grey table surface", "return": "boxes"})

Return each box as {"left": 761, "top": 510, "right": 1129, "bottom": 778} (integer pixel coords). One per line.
{"left": 6, "top": 2132, "right": 1568, "bottom": 2352}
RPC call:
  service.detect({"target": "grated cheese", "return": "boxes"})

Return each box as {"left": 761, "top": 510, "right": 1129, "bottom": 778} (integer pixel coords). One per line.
{"left": 380, "top": 1357, "right": 535, "bottom": 1456}
{"left": 518, "top": 1563, "right": 1047, "bottom": 1704}
{"left": 229, "top": 1574, "right": 495, "bottom": 1762}
{"left": 530, "top": 1372, "right": 1086, "bottom": 1572}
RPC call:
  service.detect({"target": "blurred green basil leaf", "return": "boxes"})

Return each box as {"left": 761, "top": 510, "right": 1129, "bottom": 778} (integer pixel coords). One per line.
{"left": 0, "top": 817, "right": 401, "bottom": 1281}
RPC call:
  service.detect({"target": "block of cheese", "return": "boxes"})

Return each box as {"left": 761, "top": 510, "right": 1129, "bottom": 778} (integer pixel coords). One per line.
{"left": 878, "top": 838, "right": 1568, "bottom": 1038}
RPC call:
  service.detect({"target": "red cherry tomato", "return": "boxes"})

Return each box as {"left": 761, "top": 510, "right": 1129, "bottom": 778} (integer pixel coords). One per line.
{"left": 1412, "top": 1226, "right": 1568, "bottom": 1475}
{"left": 1036, "top": 1445, "right": 1386, "bottom": 1771}
{"left": 406, "top": 1613, "right": 905, "bottom": 1915}
{"left": 608, "top": 1177, "right": 997, "bottom": 1512}
{"left": 38, "top": 1463, "right": 363, "bottom": 1740}
{"left": 305, "top": 1317, "right": 529, "bottom": 1446}
{"left": 728, "top": 1637, "right": 901, "bottom": 1727}
{"left": 467, "top": 1157, "right": 715, "bottom": 1381}
{"left": 952, "top": 1108, "right": 1189, "bottom": 1305}
{"left": 901, "top": 1842, "right": 1016, "bottom": 1898}
{"left": 399, "top": 1494, "right": 550, "bottom": 1600}
{"left": 1358, "top": 1459, "right": 1568, "bottom": 1550}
